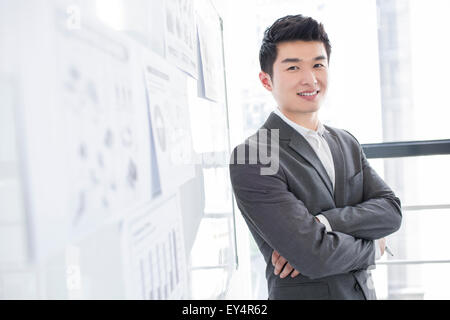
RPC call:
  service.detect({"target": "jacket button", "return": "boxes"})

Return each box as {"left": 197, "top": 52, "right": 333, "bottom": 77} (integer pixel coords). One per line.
{"left": 354, "top": 283, "right": 361, "bottom": 291}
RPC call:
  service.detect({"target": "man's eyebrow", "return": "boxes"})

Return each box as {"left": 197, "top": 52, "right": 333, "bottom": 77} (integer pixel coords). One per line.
{"left": 280, "top": 55, "right": 327, "bottom": 63}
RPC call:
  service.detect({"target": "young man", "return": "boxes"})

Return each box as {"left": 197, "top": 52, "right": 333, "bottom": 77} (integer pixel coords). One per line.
{"left": 229, "top": 15, "right": 402, "bottom": 300}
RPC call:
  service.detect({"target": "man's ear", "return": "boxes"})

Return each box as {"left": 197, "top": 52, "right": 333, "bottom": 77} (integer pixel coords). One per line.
{"left": 259, "top": 71, "right": 273, "bottom": 92}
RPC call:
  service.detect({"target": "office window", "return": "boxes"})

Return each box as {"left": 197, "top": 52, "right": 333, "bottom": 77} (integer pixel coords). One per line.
{"left": 222, "top": 0, "right": 450, "bottom": 299}
{"left": 369, "top": 155, "right": 450, "bottom": 299}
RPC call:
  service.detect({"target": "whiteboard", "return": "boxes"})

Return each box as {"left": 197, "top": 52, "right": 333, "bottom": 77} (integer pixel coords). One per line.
{"left": 0, "top": 0, "right": 236, "bottom": 300}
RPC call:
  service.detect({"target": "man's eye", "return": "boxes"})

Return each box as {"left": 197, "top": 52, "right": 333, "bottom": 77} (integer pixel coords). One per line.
{"left": 287, "top": 66, "right": 299, "bottom": 71}
{"left": 314, "top": 63, "right": 325, "bottom": 68}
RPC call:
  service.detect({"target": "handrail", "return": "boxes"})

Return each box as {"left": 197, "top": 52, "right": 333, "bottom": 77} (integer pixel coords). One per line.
{"left": 402, "top": 204, "right": 450, "bottom": 211}
{"left": 377, "top": 259, "right": 450, "bottom": 266}
{"left": 362, "top": 139, "right": 450, "bottom": 159}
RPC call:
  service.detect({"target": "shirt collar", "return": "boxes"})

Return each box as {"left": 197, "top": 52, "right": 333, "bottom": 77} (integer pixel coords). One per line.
{"left": 273, "top": 107, "right": 328, "bottom": 138}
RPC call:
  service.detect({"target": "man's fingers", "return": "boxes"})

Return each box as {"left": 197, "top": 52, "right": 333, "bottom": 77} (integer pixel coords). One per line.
{"left": 274, "top": 256, "right": 287, "bottom": 275}
{"left": 279, "top": 263, "right": 294, "bottom": 278}
{"left": 290, "top": 269, "right": 301, "bottom": 278}
{"left": 271, "top": 250, "right": 280, "bottom": 266}
{"left": 272, "top": 251, "right": 301, "bottom": 278}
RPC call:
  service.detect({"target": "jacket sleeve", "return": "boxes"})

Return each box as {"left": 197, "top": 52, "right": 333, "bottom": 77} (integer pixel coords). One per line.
{"left": 320, "top": 146, "right": 402, "bottom": 241}
{"left": 230, "top": 148, "right": 376, "bottom": 280}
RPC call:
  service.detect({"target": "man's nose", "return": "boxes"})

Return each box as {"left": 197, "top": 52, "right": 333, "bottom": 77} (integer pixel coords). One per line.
{"left": 300, "top": 70, "right": 317, "bottom": 87}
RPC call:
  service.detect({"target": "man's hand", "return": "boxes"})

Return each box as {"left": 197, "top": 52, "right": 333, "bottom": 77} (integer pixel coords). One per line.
{"left": 272, "top": 250, "right": 301, "bottom": 278}
{"left": 271, "top": 218, "right": 320, "bottom": 278}
{"left": 378, "top": 237, "right": 386, "bottom": 256}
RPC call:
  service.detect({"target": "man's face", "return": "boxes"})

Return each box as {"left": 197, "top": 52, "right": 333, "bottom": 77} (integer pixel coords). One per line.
{"left": 260, "top": 40, "right": 328, "bottom": 114}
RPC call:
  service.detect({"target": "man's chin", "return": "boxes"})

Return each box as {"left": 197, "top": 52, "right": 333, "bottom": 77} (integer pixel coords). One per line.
{"left": 285, "top": 105, "right": 321, "bottom": 114}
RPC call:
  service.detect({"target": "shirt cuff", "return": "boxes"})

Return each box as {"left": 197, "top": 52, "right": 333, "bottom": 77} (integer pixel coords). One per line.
{"left": 315, "top": 214, "right": 332, "bottom": 232}
{"left": 374, "top": 239, "right": 382, "bottom": 260}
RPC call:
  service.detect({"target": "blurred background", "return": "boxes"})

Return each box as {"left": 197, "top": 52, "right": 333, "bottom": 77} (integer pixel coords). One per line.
{"left": 1, "top": 0, "right": 449, "bottom": 299}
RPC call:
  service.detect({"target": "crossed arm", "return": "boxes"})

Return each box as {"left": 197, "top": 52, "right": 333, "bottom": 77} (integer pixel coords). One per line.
{"left": 230, "top": 146, "right": 402, "bottom": 280}
{"left": 272, "top": 149, "right": 402, "bottom": 278}
{"left": 273, "top": 228, "right": 388, "bottom": 278}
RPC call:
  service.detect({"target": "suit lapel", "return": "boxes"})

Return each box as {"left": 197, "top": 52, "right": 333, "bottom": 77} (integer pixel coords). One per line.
{"left": 263, "top": 112, "right": 337, "bottom": 201}
{"left": 288, "top": 135, "right": 334, "bottom": 198}
{"left": 323, "top": 129, "right": 346, "bottom": 207}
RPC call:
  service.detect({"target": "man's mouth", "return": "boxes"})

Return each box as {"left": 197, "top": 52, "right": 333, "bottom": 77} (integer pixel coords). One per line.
{"left": 297, "top": 90, "right": 319, "bottom": 96}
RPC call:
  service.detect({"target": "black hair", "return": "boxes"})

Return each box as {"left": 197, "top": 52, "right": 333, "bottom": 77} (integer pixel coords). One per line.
{"left": 259, "top": 14, "right": 332, "bottom": 78}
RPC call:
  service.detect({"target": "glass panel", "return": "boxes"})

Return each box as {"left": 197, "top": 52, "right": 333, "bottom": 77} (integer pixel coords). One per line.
{"left": 190, "top": 267, "right": 231, "bottom": 299}
{"left": 189, "top": 216, "right": 235, "bottom": 299}
{"left": 372, "top": 263, "right": 450, "bottom": 300}
{"left": 380, "top": 208, "right": 450, "bottom": 261}
{"left": 203, "top": 167, "right": 233, "bottom": 214}
{"left": 369, "top": 154, "right": 450, "bottom": 300}
{"left": 249, "top": 237, "right": 268, "bottom": 299}
{"left": 367, "top": 155, "right": 450, "bottom": 207}
{"left": 223, "top": 0, "right": 450, "bottom": 146}
{"left": 359, "top": 0, "right": 450, "bottom": 143}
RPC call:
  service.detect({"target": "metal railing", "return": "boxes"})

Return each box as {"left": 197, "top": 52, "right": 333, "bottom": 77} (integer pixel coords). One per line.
{"left": 362, "top": 139, "right": 450, "bottom": 266}
{"left": 362, "top": 139, "right": 450, "bottom": 159}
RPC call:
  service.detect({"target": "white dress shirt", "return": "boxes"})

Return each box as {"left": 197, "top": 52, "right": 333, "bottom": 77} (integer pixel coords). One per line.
{"left": 273, "top": 107, "right": 381, "bottom": 260}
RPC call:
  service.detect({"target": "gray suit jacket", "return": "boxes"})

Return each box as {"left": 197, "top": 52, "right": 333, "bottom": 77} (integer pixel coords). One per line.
{"left": 229, "top": 112, "right": 402, "bottom": 300}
